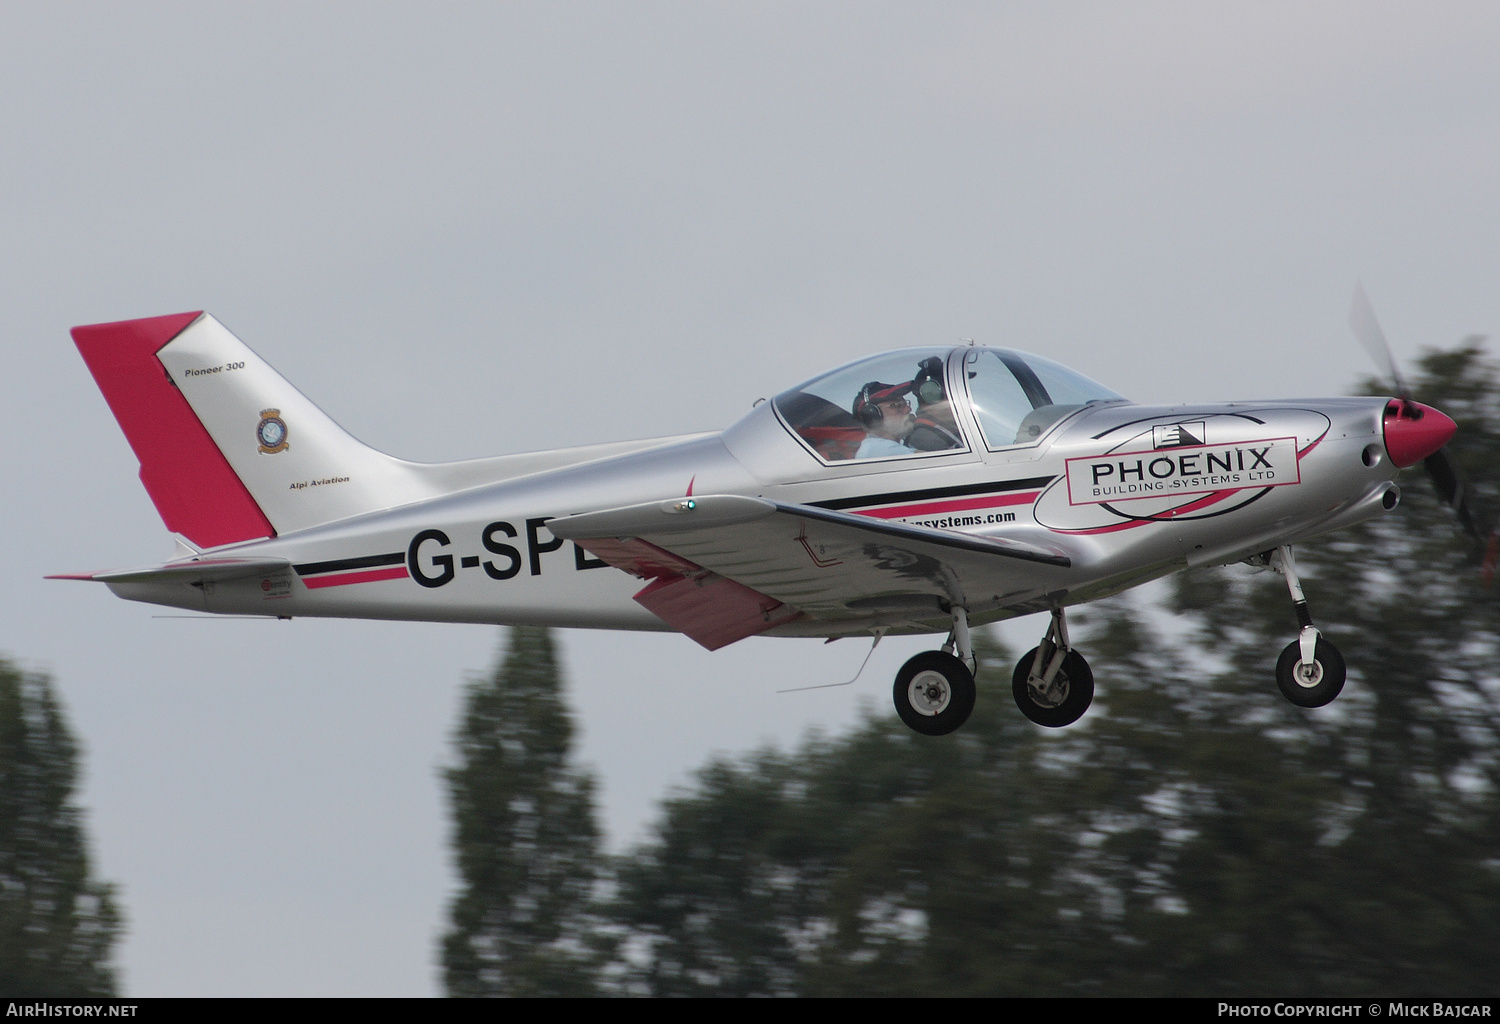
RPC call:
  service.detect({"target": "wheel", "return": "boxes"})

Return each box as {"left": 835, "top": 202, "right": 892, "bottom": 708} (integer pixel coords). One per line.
{"left": 893, "top": 651, "right": 976, "bottom": 736}
{"left": 1275, "top": 636, "right": 1346, "bottom": 708}
{"left": 1011, "top": 646, "right": 1094, "bottom": 728}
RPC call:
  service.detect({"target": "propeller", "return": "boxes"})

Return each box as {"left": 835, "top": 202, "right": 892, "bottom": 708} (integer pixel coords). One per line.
{"left": 1349, "top": 282, "right": 1412, "bottom": 402}
{"left": 1348, "top": 284, "right": 1498, "bottom": 588}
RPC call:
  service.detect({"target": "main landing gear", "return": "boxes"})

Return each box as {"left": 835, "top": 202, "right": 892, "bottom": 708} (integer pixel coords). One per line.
{"left": 1011, "top": 607, "right": 1094, "bottom": 728}
{"left": 891, "top": 605, "right": 1095, "bottom": 735}
{"left": 893, "top": 607, "right": 976, "bottom": 735}
{"left": 1265, "top": 545, "right": 1346, "bottom": 708}
{"left": 889, "top": 543, "right": 1349, "bottom": 734}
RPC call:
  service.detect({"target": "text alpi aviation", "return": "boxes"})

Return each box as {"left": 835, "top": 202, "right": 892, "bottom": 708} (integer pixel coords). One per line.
{"left": 53, "top": 294, "right": 1492, "bottom": 735}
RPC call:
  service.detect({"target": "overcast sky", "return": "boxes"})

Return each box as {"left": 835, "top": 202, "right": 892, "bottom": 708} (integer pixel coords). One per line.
{"left": 4, "top": 2, "right": 1499, "bottom": 996}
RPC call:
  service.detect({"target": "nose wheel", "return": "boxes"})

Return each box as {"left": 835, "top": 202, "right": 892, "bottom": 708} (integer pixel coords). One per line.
{"left": 1275, "top": 636, "right": 1346, "bottom": 707}
{"left": 1265, "top": 545, "right": 1346, "bottom": 708}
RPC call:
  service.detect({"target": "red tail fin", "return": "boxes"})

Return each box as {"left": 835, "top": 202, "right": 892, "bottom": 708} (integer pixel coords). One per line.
{"left": 72, "top": 313, "right": 275, "bottom": 549}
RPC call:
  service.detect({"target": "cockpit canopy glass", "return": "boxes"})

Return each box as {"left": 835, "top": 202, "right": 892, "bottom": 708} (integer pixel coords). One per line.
{"left": 773, "top": 348, "right": 963, "bottom": 462}
{"left": 773, "top": 346, "right": 1125, "bottom": 463}
{"left": 962, "top": 348, "right": 1124, "bottom": 450}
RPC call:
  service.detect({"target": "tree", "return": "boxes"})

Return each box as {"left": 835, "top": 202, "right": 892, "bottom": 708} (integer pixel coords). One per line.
{"left": 441, "top": 627, "right": 604, "bottom": 996}
{"left": 609, "top": 628, "right": 1105, "bottom": 996}
{"left": 1157, "top": 339, "right": 1500, "bottom": 994}
{"left": 606, "top": 342, "right": 1500, "bottom": 997}
{"left": 0, "top": 656, "right": 121, "bottom": 996}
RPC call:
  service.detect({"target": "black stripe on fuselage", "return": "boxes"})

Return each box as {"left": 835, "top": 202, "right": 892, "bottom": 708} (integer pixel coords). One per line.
{"left": 293, "top": 552, "right": 406, "bottom": 577}
{"left": 810, "top": 475, "right": 1055, "bottom": 512}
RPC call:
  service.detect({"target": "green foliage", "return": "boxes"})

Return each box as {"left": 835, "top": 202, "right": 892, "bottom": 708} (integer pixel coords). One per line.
{"left": 0, "top": 657, "right": 121, "bottom": 996}
{"left": 1156, "top": 340, "right": 1500, "bottom": 995}
{"left": 441, "top": 627, "right": 603, "bottom": 997}
{"left": 449, "top": 342, "right": 1500, "bottom": 996}
{"left": 601, "top": 340, "right": 1500, "bottom": 996}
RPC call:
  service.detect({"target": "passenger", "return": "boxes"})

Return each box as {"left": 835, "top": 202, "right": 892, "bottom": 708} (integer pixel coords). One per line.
{"left": 907, "top": 355, "right": 963, "bottom": 451}
{"left": 853, "top": 381, "right": 918, "bottom": 458}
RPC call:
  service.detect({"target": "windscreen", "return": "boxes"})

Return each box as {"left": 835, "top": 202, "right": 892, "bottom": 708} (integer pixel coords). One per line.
{"left": 963, "top": 348, "right": 1124, "bottom": 449}
{"left": 773, "top": 349, "right": 965, "bottom": 462}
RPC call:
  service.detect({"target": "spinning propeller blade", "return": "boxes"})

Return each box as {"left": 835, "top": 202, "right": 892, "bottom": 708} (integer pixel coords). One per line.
{"left": 1349, "top": 286, "right": 1497, "bottom": 588}
{"left": 1350, "top": 281, "right": 1412, "bottom": 401}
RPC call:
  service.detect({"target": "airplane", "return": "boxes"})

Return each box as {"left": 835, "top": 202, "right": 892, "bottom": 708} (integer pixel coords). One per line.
{"left": 51, "top": 299, "right": 1490, "bottom": 737}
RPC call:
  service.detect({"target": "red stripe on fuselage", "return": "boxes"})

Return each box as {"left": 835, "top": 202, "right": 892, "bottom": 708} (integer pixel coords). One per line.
{"left": 301, "top": 567, "right": 410, "bottom": 589}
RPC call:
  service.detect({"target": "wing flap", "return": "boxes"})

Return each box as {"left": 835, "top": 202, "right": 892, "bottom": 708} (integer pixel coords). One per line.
{"left": 556, "top": 534, "right": 800, "bottom": 650}
{"left": 633, "top": 572, "right": 800, "bottom": 651}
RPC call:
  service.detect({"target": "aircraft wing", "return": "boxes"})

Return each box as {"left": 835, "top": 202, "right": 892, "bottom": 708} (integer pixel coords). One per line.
{"left": 547, "top": 495, "right": 1072, "bottom": 649}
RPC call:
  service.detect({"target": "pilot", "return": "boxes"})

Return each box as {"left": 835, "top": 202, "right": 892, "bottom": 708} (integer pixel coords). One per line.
{"left": 853, "top": 381, "right": 919, "bottom": 458}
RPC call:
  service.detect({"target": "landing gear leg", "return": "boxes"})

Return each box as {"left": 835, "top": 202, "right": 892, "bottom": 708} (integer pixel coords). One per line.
{"left": 893, "top": 606, "right": 977, "bottom": 736}
{"left": 1012, "top": 606, "right": 1093, "bottom": 727}
{"left": 940, "top": 605, "right": 975, "bottom": 674}
{"left": 1270, "top": 545, "right": 1346, "bottom": 708}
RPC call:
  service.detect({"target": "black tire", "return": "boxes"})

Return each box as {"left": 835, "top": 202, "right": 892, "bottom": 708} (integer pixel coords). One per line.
{"left": 1275, "top": 637, "right": 1346, "bottom": 708}
{"left": 1011, "top": 646, "right": 1094, "bottom": 728}
{"left": 893, "top": 651, "right": 976, "bottom": 736}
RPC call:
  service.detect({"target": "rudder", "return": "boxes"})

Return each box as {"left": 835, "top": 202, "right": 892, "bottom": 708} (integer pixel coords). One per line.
{"left": 73, "top": 312, "right": 275, "bottom": 549}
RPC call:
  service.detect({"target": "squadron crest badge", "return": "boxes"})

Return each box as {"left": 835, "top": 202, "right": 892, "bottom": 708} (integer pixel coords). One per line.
{"left": 256, "top": 409, "right": 289, "bottom": 454}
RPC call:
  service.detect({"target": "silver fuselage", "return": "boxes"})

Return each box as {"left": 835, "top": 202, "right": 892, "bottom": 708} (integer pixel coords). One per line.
{"left": 109, "top": 389, "right": 1399, "bottom": 638}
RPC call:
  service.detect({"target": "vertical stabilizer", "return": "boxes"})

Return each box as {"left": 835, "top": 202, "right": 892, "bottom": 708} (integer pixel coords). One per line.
{"left": 154, "top": 315, "right": 439, "bottom": 535}
{"left": 72, "top": 313, "right": 276, "bottom": 549}
{"left": 73, "top": 312, "right": 708, "bottom": 549}
{"left": 73, "top": 313, "right": 439, "bottom": 546}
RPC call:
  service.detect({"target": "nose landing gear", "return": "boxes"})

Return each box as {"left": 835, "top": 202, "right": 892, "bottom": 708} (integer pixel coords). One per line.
{"left": 1267, "top": 545, "right": 1346, "bottom": 708}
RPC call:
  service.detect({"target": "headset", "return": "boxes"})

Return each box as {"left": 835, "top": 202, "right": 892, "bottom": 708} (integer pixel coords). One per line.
{"left": 857, "top": 358, "right": 946, "bottom": 427}
{"left": 913, "top": 356, "right": 946, "bottom": 406}
{"left": 855, "top": 382, "right": 899, "bottom": 427}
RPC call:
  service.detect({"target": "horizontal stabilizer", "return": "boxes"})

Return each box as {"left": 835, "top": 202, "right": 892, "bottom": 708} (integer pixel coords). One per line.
{"left": 48, "top": 557, "right": 292, "bottom": 587}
